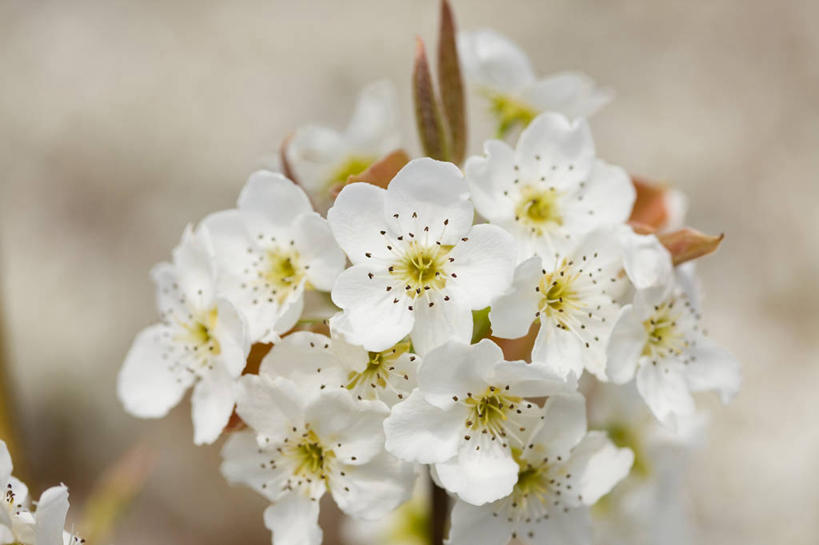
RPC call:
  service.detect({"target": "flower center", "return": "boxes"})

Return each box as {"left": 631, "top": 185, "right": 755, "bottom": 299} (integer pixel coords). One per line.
{"left": 180, "top": 307, "right": 221, "bottom": 356}
{"left": 485, "top": 90, "right": 538, "bottom": 138}
{"left": 346, "top": 342, "right": 411, "bottom": 392}
{"left": 642, "top": 300, "right": 687, "bottom": 360}
{"left": 264, "top": 249, "right": 306, "bottom": 304}
{"left": 328, "top": 155, "right": 376, "bottom": 194}
{"left": 290, "top": 430, "right": 334, "bottom": 478}
{"left": 537, "top": 262, "right": 582, "bottom": 327}
{"left": 464, "top": 387, "right": 522, "bottom": 438}
{"left": 514, "top": 185, "right": 563, "bottom": 234}
{"left": 390, "top": 242, "right": 451, "bottom": 296}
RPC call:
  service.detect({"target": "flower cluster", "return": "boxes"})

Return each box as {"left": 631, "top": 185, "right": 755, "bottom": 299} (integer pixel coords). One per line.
{"left": 0, "top": 440, "right": 82, "bottom": 545}
{"left": 117, "top": 7, "right": 740, "bottom": 545}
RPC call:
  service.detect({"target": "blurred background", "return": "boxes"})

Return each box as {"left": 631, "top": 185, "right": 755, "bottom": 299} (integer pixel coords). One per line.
{"left": 1, "top": 0, "right": 818, "bottom": 543}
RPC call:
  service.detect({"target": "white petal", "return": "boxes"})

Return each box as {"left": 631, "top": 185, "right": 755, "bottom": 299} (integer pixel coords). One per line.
{"left": 384, "top": 390, "right": 466, "bottom": 464}
{"left": 567, "top": 432, "right": 633, "bottom": 505}
{"left": 531, "top": 321, "right": 587, "bottom": 380}
{"left": 238, "top": 170, "right": 314, "bottom": 227}
{"left": 521, "top": 507, "right": 591, "bottom": 545}
{"left": 269, "top": 292, "right": 305, "bottom": 341}
{"left": 418, "top": 339, "right": 502, "bottom": 409}
{"left": 515, "top": 113, "right": 595, "bottom": 187}
{"left": 409, "top": 297, "right": 474, "bottom": 357}
{"left": 212, "top": 297, "right": 250, "bottom": 377}
{"left": 447, "top": 499, "right": 510, "bottom": 545}
{"left": 34, "top": 486, "right": 70, "bottom": 545}
{"left": 263, "top": 493, "right": 323, "bottom": 545}
{"left": 258, "top": 331, "right": 340, "bottom": 387}
{"left": 0, "top": 440, "right": 11, "bottom": 486}
{"left": 435, "top": 436, "right": 517, "bottom": 505}
{"left": 488, "top": 359, "right": 573, "bottom": 398}
{"left": 117, "top": 324, "right": 193, "bottom": 418}
{"left": 384, "top": 158, "right": 473, "bottom": 245}
{"left": 286, "top": 125, "right": 345, "bottom": 195}
{"left": 306, "top": 390, "right": 388, "bottom": 465}
{"left": 327, "top": 182, "right": 392, "bottom": 262}
{"left": 329, "top": 452, "right": 415, "bottom": 520}
{"left": 171, "top": 225, "right": 218, "bottom": 312}
{"left": 457, "top": 29, "right": 535, "bottom": 93}
{"left": 605, "top": 305, "right": 647, "bottom": 384}
{"left": 151, "top": 261, "right": 189, "bottom": 321}
{"left": 686, "top": 337, "right": 741, "bottom": 403}
{"left": 293, "top": 213, "right": 346, "bottom": 291}
{"left": 562, "top": 160, "right": 634, "bottom": 233}
{"left": 521, "top": 71, "right": 613, "bottom": 119}
{"left": 636, "top": 360, "right": 695, "bottom": 425}
{"left": 220, "top": 430, "right": 286, "bottom": 501}
{"left": 345, "top": 80, "right": 400, "bottom": 153}
{"left": 465, "top": 139, "right": 517, "bottom": 223}
{"left": 488, "top": 256, "right": 541, "bottom": 339}
{"left": 527, "top": 392, "right": 587, "bottom": 456}
{"left": 617, "top": 228, "right": 673, "bottom": 292}
{"left": 235, "top": 375, "right": 306, "bottom": 443}
{"left": 330, "top": 265, "right": 414, "bottom": 352}
{"left": 191, "top": 364, "right": 237, "bottom": 445}
{"left": 446, "top": 224, "right": 517, "bottom": 310}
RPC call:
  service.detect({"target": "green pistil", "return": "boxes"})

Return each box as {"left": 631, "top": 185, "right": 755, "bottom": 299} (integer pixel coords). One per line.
{"left": 465, "top": 388, "right": 521, "bottom": 435}
{"left": 486, "top": 91, "right": 539, "bottom": 138}
{"left": 328, "top": 155, "right": 376, "bottom": 191}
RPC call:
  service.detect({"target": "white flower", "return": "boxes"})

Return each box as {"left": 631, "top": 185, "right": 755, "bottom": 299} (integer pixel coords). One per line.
{"left": 286, "top": 80, "right": 400, "bottom": 212}
{"left": 384, "top": 339, "right": 571, "bottom": 505}
{"left": 465, "top": 112, "right": 635, "bottom": 264}
{"left": 341, "top": 475, "right": 430, "bottom": 545}
{"left": 117, "top": 226, "right": 250, "bottom": 445}
{"left": 586, "top": 382, "right": 701, "bottom": 545}
{"left": 327, "top": 158, "right": 517, "bottom": 355}
{"left": 446, "top": 393, "right": 633, "bottom": 545}
{"left": 605, "top": 264, "right": 741, "bottom": 429}
{"left": 458, "top": 29, "right": 612, "bottom": 137}
{"left": 221, "top": 375, "right": 415, "bottom": 545}
{"left": 201, "top": 171, "right": 346, "bottom": 343}
{"left": 0, "top": 441, "right": 76, "bottom": 545}
{"left": 490, "top": 230, "right": 633, "bottom": 380}
{"left": 256, "top": 329, "right": 420, "bottom": 407}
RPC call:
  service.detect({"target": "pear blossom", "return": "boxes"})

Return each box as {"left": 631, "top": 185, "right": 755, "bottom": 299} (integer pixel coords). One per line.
{"left": 0, "top": 441, "right": 79, "bottom": 545}
{"left": 341, "top": 475, "right": 431, "bottom": 545}
{"left": 201, "top": 171, "right": 346, "bottom": 343}
{"left": 586, "top": 381, "right": 701, "bottom": 545}
{"left": 489, "top": 230, "right": 632, "bottom": 380}
{"left": 446, "top": 393, "right": 633, "bottom": 545}
{"left": 327, "top": 158, "right": 517, "bottom": 355}
{"left": 286, "top": 80, "right": 400, "bottom": 212}
{"left": 605, "top": 263, "right": 741, "bottom": 429}
{"left": 117, "top": 226, "right": 250, "bottom": 445}
{"left": 458, "top": 29, "right": 612, "bottom": 137}
{"left": 256, "top": 329, "right": 420, "bottom": 407}
{"left": 465, "top": 112, "right": 635, "bottom": 264}
{"left": 221, "top": 375, "right": 415, "bottom": 545}
{"left": 384, "top": 339, "right": 571, "bottom": 505}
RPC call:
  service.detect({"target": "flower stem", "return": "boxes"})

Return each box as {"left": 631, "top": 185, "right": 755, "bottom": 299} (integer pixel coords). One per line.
{"left": 430, "top": 475, "right": 448, "bottom": 545}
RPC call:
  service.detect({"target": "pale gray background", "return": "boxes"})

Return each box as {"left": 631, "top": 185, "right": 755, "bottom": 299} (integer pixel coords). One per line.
{"left": 1, "top": 1, "right": 817, "bottom": 544}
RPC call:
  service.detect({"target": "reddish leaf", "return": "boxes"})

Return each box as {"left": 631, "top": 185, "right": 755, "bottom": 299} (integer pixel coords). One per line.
{"left": 629, "top": 175, "right": 670, "bottom": 230}
{"left": 413, "top": 37, "right": 449, "bottom": 161}
{"left": 437, "top": 0, "right": 466, "bottom": 165}
{"left": 346, "top": 149, "right": 411, "bottom": 190}
{"left": 659, "top": 228, "right": 724, "bottom": 266}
